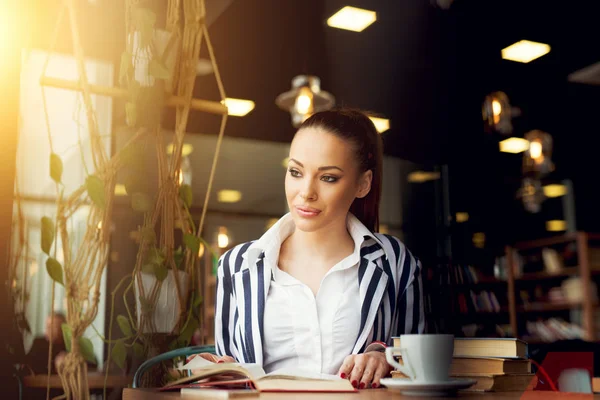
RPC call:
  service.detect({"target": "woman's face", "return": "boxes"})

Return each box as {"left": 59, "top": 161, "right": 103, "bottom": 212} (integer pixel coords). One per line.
{"left": 285, "top": 127, "right": 372, "bottom": 233}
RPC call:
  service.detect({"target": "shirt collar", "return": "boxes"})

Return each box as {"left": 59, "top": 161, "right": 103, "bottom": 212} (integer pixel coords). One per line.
{"left": 243, "top": 212, "right": 387, "bottom": 262}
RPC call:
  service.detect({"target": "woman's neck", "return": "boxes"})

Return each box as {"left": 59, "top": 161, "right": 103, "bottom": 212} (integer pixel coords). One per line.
{"left": 285, "top": 217, "right": 355, "bottom": 262}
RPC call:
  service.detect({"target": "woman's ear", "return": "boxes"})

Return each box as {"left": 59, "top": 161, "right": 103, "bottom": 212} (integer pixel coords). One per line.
{"left": 356, "top": 170, "right": 373, "bottom": 199}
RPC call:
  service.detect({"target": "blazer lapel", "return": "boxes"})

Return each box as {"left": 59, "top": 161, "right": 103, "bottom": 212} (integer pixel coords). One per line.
{"left": 352, "top": 247, "right": 390, "bottom": 354}
{"left": 231, "top": 248, "right": 271, "bottom": 365}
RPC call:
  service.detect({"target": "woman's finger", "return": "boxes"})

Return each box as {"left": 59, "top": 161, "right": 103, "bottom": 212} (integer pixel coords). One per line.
{"left": 218, "top": 355, "right": 236, "bottom": 363}
{"left": 359, "top": 357, "right": 379, "bottom": 389}
{"left": 349, "top": 355, "right": 367, "bottom": 388}
{"left": 371, "top": 363, "right": 388, "bottom": 389}
{"left": 337, "top": 355, "right": 355, "bottom": 380}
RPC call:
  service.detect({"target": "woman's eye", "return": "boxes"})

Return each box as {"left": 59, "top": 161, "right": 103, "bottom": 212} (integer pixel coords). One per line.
{"left": 321, "top": 176, "right": 338, "bottom": 183}
{"left": 288, "top": 169, "right": 301, "bottom": 177}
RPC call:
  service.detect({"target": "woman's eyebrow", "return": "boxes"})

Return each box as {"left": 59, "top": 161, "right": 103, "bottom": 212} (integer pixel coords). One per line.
{"left": 289, "top": 158, "right": 343, "bottom": 172}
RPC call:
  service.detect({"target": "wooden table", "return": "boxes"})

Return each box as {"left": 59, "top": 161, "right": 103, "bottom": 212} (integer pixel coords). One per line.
{"left": 123, "top": 388, "right": 600, "bottom": 399}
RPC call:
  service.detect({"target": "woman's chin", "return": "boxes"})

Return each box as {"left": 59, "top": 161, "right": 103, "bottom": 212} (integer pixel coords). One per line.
{"left": 291, "top": 213, "right": 323, "bottom": 232}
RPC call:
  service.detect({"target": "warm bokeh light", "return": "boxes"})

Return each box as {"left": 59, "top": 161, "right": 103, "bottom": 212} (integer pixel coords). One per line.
{"left": 472, "top": 232, "right": 485, "bottom": 248}
{"left": 166, "top": 143, "right": 194, "bottom": 156}
{"left": 294, "top": 86, "right": 314, "bottom": 116}
{"left": 327, "top": 6, "right": 377, "bottom": 32}
{"left": 492, "top": 99, "right": 502, "bottom": 124}
{"left": 369, "top": 116, "right": 390, "bottom": 133}
{"left": 217, "top": 189, "right": 242, "bottom": 203}
{"left": 546, "top": 220, "right": 566, "bottom": 232}
{"left": 501, "top": 40, "right": 551, "bottom": 63}
{"left": 499, "top": 137, "right": 529, "bottom": 153}
{"left": 543, "top": 184, "right": 567, "bottom": 198}
{"left": 529, "top": 140, "right": 543, "bottom": 162}
{"left": 456, "top": 212, "right": 469, "bottom": 223}
{"left": 217, "top": 227, "right": 229, "bottom": 249}
{"left": 198, "top": 243, "right": 205, "bottom": 258}
{"left": 282, "top": 157, "right": 289, "bottom": 168}
{"left": 407, "top": 171, "right": 440, "bottom": 183}
{"left": 222, "top": 98, "right": 255, "bottom": 116}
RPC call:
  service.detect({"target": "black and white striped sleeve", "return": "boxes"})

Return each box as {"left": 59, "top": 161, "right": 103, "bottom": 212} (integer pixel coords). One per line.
{"left": 394, "top": 245, "right": 426, "bottom": 335}
{"left": 214, "top": 250, "right": 239, "bottom": 360}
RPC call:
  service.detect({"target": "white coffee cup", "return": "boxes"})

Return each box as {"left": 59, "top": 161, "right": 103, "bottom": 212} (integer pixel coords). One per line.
{"left": 385, "top": 334, "right": 454, "bottom": 383}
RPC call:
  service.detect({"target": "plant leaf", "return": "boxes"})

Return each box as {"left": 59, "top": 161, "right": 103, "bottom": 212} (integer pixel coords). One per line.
{"left": 148, "top": 59, "right": 170, "bottom": 80}
{"left": 132, "top": 342, "right": 144, "bottom": 359}
{"left": 141, "top": 263, "right": 155, "bottom": 274}
{"left": 79, "top": 336, "right": 97, "bottom": 365}
{"left": 173, "top": 246, "right": 184, "bottom": 270}
{"left": 154, "top": 263, "right": 168, "bottom": 282}
{"left": 147, "top": 246, "right": 165, "bottom": 266}
{"left": 179, "top": 184, "right": 192, "bottom": 208}
{"left": 119, "top": 51, "right": 132, "bottom": 86}
{"left": 46, "top": 257, "right": 64, "bottom": 285}
{"left": 117, "top": 315, "right": 133, "bottom": 337}
{"left": 125, "top": 102, "right": 137, "bottom": 127}
{"left": 131, "top": 192, "right": 152, "bottom": 213}
{"left": 112, "top": 340, "right": 127, "bottom": 370}
{"left": 141, "top": 227, "right": 156, "bottom": 244}
{"left": 183, "top": 233, "right": 200, "bottom": 257}
{"left": 86, "top": 175, "right": 106, "bottom": 209}
{"left": 41, "top": 216, "right": 54, "bottom": 255}
{"left": 61, "top": 323, "right": 72, "bottom": 352}
{"left": 179, "top": 317, "right": 198, "bottom": 345}
{"left": 193, "top": 292, "right": 203, "bottom": 309}
{"left": 50, "top": 153, "right": 63, "bottom": 183}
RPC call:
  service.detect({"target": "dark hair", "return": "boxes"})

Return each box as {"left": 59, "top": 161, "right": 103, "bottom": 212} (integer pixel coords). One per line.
{"left": 298, "top": 108, "right": 383, "bottom": 232}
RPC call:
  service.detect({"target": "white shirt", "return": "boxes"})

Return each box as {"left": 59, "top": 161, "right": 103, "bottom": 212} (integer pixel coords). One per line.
{"left": 262, "top": 214, "right": 370, "bottom": 374}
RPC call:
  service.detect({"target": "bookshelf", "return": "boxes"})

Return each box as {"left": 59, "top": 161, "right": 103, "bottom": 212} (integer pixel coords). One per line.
{"left": 505, "top": 232, "right": 600, "bottom": 343}
{"left": 445, "top": 263, "right": 511, "bottom": 338}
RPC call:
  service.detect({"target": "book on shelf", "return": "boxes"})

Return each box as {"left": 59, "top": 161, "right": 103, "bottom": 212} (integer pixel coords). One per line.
{"left": 160, "top": 357, "right": 356, "bottom": 393}
{"left": 392, "top": 337, "right": 528, "bottom": 359}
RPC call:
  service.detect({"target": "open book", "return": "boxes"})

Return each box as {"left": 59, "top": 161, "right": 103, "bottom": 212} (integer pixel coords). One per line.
{"left": 161, "top": 356, "right": 356, "bottom": 393}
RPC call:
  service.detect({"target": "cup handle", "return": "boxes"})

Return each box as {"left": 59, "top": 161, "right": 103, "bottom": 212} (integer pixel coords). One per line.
{"left": 385, "top": 347, "right": 415, "bottom": 380}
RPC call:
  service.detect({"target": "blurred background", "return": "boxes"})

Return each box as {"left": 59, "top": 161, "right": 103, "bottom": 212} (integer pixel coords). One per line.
{"left": 3, "top": 0, "right": 600, "bottom": 395}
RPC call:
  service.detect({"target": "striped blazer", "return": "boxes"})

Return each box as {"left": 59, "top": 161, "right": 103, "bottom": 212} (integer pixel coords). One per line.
{"left": 214, "top": 220, "right": 426, "bottom": 365}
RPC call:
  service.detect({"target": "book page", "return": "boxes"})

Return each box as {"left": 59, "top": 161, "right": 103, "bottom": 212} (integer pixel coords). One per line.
{"left": 262, "top": 367, "right": 342, "bottom": 381}
{"left": 178, "top": 358, "right": 266, "bottom": 380}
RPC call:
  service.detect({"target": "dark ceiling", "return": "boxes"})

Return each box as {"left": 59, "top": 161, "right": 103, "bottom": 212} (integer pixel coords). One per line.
{"left": 28, "top": 0, "right": 600, "bottom": 257}
{"left": 187, "top": 0, "right": 600, "bottom": 250}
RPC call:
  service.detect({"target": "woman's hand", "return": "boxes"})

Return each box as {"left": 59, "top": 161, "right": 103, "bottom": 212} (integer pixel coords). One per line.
{"left": 186, "top": 353, "right": 236, "bottom": 364}
{"left": 338, "top": 351, "right": 392, "bottom": 389}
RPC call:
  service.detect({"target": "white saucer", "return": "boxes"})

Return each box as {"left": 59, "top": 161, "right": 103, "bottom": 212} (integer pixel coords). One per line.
{"left": 380, "top": 377, "right": 477, "bottom": 397}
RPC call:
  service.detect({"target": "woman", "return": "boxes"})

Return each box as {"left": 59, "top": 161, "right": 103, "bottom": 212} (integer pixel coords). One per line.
{"left": 208, "top": 108, "right": 425, "bottom": 389}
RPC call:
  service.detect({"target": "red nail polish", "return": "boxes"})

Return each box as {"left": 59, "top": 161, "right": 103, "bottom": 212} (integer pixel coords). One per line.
{"left": 359, "top": 382, "right": 366, "bottom": 389}
{"left": 372, "top": 383, "right": 379, "bottom": 389}
{"left": 217, "top": 360, "right": 224, "bottom": 363}
{"left": 352, "top": 380, "right": 358, "bottom": 388}
{"left": 340, "top": 373, "right": 346, "bottom": 379}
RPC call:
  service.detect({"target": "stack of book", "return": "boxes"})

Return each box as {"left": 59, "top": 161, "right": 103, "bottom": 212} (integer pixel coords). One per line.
{"left": 391, "top": 337, "right": 536, "bottom": 392}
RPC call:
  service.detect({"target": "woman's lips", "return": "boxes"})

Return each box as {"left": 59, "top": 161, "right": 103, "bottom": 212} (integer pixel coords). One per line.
{"left": 295, "top": 206, "right": 321, "bottom": 217}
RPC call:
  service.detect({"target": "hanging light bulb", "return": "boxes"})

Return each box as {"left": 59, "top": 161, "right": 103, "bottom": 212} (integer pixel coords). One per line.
{"left": 294, "top": 86, "right": 314, "bottom": 116}
{"left": 482, "top": 91, "right": 519, "bottom": 135}
{"left": 523, "top": 130, "right": 554, "bottom": 176}
{"left": 518, "top": 177, "right": 545, "bottom": 213}
{"left": 275, "top": 75, "right": 335, "bottom": 128}
{"left": 492, "top": 99, "right": 502, "bottom": 124}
